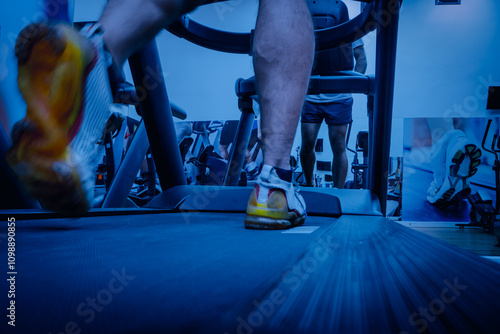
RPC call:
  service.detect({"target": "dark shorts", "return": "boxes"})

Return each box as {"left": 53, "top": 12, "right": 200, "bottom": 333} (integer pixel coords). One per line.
{"left": 301, "top": 98, "right": 353, "bottom": 125}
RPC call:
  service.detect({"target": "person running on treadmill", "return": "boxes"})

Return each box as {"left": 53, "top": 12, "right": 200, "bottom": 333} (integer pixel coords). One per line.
{"left": 6, "top": 0, "right": 314, "bottom": 229}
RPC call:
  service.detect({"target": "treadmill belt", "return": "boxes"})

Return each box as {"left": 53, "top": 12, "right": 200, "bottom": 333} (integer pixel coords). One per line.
{"left": 1, "top": 213, "right": 499, "bottom": 333}
{"left": 222, "top": 215, "right": 500, "bottom": 334}
{"left": 0, "top": 212, "right": 334, "bottom": 333}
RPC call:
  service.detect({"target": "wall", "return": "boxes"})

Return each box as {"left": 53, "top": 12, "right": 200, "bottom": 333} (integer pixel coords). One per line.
{"left": 158, "top": 1, "right": 258, "bottom": 122}
{"left": 394, "top": 0, "right": 500, "bottom": 119}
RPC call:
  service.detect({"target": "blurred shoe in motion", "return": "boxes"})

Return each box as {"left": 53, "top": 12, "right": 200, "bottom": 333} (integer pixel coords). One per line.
{"left": 6, "top": 23, "right": 112, "bottom": 214}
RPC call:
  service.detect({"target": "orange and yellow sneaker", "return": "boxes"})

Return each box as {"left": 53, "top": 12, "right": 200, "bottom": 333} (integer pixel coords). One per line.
{"left": 245, "top": 165, "right": 306, "bottom": 229}
{"left": 6, "top": 23, "right": 112, "bottom": 214}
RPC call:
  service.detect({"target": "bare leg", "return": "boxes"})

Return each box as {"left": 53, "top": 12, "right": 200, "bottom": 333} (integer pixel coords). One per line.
{"left": 328, "top": 124, "right": 348, "bottom": 189}
{"left": 300, "top": 122, "right": 321, "bottom": 186}
{"left": 254, "top": 0, "right": 314, "bottom": 170}
{"left": 99, "top": 0, "right": 223, "bottom": 66}
{"left": 100, "top": 0, "right": 314, "bottom": 168}
{"left": 219, "top": 144, "right": 229, "bottom": 160}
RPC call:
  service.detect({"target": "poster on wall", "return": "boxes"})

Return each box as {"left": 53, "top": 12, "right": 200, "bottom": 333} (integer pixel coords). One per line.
{"left": 402, "top": 117, "right": 499, "bottom": 222}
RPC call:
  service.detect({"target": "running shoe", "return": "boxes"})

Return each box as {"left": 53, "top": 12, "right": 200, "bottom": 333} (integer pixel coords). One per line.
{"left": 427, "top": 133, "right": 482, "bottom": 206}
{"left": 6, "top": 23, "right": 112, "bottom": 214}
{"left": 245, "top": 165, "right": 306, "bottom": 229}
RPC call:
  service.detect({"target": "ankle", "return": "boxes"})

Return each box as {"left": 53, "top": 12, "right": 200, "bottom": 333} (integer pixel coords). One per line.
{"left": 274, "top": 166, "right": 293, "bottom": 183}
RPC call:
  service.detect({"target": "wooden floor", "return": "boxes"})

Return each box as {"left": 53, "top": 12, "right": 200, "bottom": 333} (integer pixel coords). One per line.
{"left": 398, "top": 221, "right": 500, "bottom": 258}
{"left": 400, "top": 164, "right": 500, "bottom": 260}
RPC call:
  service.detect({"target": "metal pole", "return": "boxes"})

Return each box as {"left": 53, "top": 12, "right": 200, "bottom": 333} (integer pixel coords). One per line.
{"left": 128, "top": 40, "right": 187, "bottom": 190}
{"left": 223, "top": 104, "right": 255, "bottom": 186}
{"left": 368, "top": 0, "right": 400, "bottom": 216}
{"left": 102, "top": 121, "right": 150, "bottom": 208}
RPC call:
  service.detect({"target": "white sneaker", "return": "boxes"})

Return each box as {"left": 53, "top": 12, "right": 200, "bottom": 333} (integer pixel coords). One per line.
{"left": 245, "top": 165, "right": 306, "bottom": 229}
{"left": 428, "top": 132, "right": 481, "bottom": 206}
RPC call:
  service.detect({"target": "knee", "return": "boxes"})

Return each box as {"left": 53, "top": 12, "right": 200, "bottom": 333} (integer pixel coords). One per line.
{"left": 300, "top": 144, "right": 315, "bottom": 157}
{"left": 301, "top": 138, "right": 316, "bottom": 153}
{"left": 331, "top": 141, "right": 346, "bottom": 155}
{"left": 300, "top": 147, "right": 308, "bottom": 155}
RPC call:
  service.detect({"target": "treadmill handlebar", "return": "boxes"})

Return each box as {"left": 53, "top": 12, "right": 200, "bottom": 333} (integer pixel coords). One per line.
{"left": 167, "top": 16, "right": 253, "bottom": 54}
{"left": 309, "top": 74, "right": 375, "bottom": 96}
{"left": 166, "top": 0, "right": 386, "bottom": 54}
{"left": 236, "top": 73, "right": 375, "bottom": 98}
{"left": 114, "top": 84, "right": 187, "bottom": 120}
{"left": 170, "top": 102, "right": 188, "bottom": 120}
